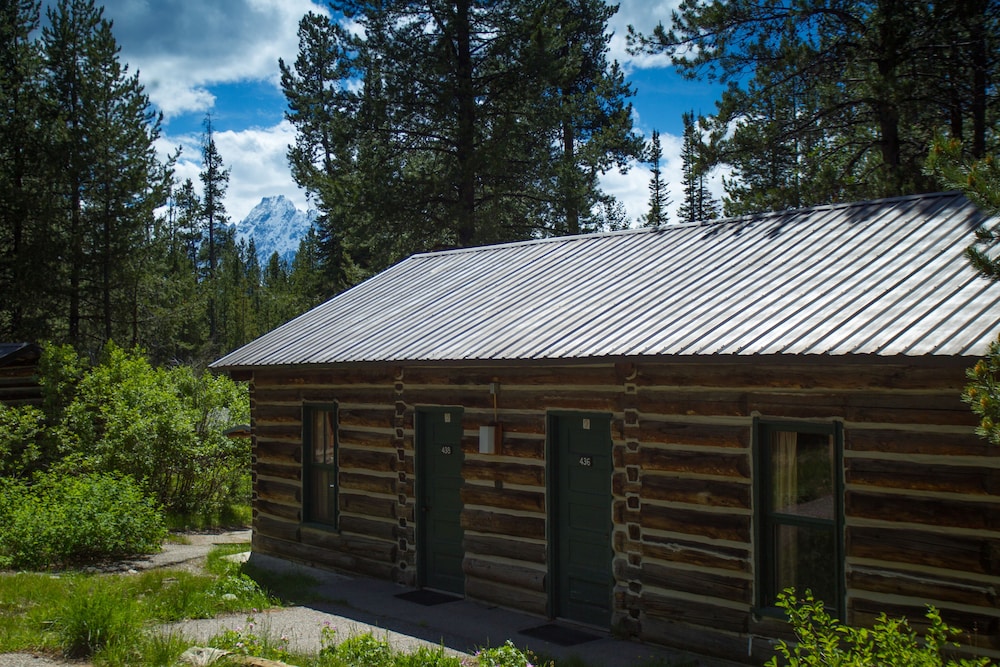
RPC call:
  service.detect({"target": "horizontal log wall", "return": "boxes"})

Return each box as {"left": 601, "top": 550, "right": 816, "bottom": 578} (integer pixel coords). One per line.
{"left": 246, "top": 356, "right": 1000, "bottom": 664}
{"left": 0, "top": 361, "right": 41, "bottom": 406}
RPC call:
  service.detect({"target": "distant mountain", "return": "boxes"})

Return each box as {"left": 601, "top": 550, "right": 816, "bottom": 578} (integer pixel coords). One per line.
{"left": 231, "top": 195, "right": 317, "bottom": 266}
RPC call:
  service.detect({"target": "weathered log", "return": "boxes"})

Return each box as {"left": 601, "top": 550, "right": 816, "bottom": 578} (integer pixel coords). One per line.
{"left": 257, "top": 479, "right": 300, "bottom": 505}
{"left": 640, "top": 534, "right": 750, "bottom": 573}
{"left": 463, "top": 534, "right": 546, "bottom": 564}
{"left": 340, "top": 471, "right": 397, "bottom": 495}
{"left": 849, "top": 566, "right": 999, "bottom": 609}
{"left": 461, "top": 509, "right": 545, "bottom": 540}
{"left": 637, "top": 420, "right": 749, "bottom": 449}
{"left": 847, "top": 457, "right": 1000, "bottom": 495}
{"left": 641, "top": 561, "right": 752, "bottom": 605}
{"left": 462, "top": 556, "right": 546, "bottom": 592}
{"left": 463, "top": 459, "right": 545, "bottom": 486}
{"left": 847, "top": 428, "right": 996, "bottom": 457}
{"left": 464, "top": 575, "right": 548, "bottom": 616}
{"left": 461, "top": 484, "right": 544, "bottom": 513}
{"left": 640, "top": 504, "right": 751, "bottom": 543}
{"left": 340, "top": 492, "right": 399, "bottom": 520}
{"left": 639, "top": 590, "right": 747, "bottom": 634}
{"left": 848, "top": 526, "right": 1000, "bottom": 576}
{"left": 640, "top": 474, "right": 752, "bottom": 509}
{"left": 846, "top": 491, "right": 1000, "bottom": 531}
{"left": 638, "top": 447, "right": 750, "bottom": 479}
{"left": 340, "top": 448, "right": 399, "bottom": 473}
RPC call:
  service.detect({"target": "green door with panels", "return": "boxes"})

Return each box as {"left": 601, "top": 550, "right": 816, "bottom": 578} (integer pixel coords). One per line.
{"left": 551, "top": 413, "right": 613, "bottom": 627}
{"left": 417, "top": 408, "right": 465, "bottom": 594}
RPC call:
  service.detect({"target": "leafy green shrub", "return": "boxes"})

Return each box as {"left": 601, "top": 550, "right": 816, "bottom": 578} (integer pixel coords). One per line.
{"left": 0, "top": 404, "right": 47, "bottom": 478}
{"left": 767, "top": 590, "right": 993, "bottom": 666}
{"left": 0, "top": 471, "right": 166, "bottom": 568}
{"left": 59, "top": 342, "right": 250, "bottom": 514}
{"left": 476, "top": 641, "right": 537, "bottom": 667}
{"left": 965, "top": 339, "right": 1000, "bottom": 445}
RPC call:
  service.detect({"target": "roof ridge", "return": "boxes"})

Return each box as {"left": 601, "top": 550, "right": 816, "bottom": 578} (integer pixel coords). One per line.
{"left": 409, "top": 192, "right": 964, "bottom": 260}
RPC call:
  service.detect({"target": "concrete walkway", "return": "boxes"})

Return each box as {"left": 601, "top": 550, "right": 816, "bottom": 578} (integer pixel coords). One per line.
{"left": 166, "top": 549, "right": 745, "bottom": 667}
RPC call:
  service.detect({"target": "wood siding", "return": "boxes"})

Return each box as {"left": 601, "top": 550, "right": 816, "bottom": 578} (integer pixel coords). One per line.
{"left": 247, "top": 357, "right": 1000, "bottom": 664}
{"left": 0, "top": 357, "right": 41, "bottom": 407}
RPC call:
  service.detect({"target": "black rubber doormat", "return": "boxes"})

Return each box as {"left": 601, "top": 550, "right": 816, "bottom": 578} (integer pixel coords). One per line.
{"left": 395, "top": 590, "right": 462, "bottom": 606}
{"left": 519, "top": 624, "right": 600, "bottom": 646}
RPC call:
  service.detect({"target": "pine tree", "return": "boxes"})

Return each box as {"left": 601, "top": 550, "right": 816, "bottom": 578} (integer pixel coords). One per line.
{"left": 0, "top": 0, "right": 59, "bottom": 340}
{"left": 642, "top": 130, "right": 670, "bottom": 226}
{"left": 198, "top": 116, "right": 230, "bottom": 347}
{"left": 281, "top": 0, "right": 641, "bottom": 282}
{"left": 632, "top": 0, "right": 1000, "bottom": 208}
{"left": 42, "top": 0, "right": 169, "bottom": 350}
{"left": 677, "top": 112, "right": 719, "bottom": 224}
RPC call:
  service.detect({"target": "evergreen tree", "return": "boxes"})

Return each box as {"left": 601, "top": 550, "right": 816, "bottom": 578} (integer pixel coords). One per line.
{"left": 144, "top": 178, "right": 207, "bottom": 365}
{"left": 281, "top": 0, "right": 641, "bottom": 284}
{"left": 642, "top": 130, "right": 670, "bottom": 226}
{"left": 0, "top": 0, "right": 59, "bottom": 340}
{"left": 632, "top": 1, "right": 1000, "bottom": 211}
{"left": 42, "top": 0, "right": 169, "bottom": 351}
{"left": 677, "top": 112, "right": 719, "bottom": 224}
{"left": 198, "top": 116, "right": 230, "bottom": 347}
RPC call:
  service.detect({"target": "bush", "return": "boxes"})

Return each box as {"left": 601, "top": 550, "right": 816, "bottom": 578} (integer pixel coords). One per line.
{"left": 476, "top": 641, "right": 538, "bottom": 667}
{"left": 767, "top": 589, "right": 993, "bottom": 667}
{"left": 0, "top": 471, "right": 166, "bottom": 569}
{"left": 0, "top": 404, "right": 47, "bottom": 478}
{"left": 59, "top": 343, "right": 250, "bottom": 514}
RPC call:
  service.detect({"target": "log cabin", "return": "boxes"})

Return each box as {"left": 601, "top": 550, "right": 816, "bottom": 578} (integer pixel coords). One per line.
{"left": 212, "top": 192, "right": 1000, "bottom": 663}
{"left": 0, "top": 342, "right": 42, "bottom": 407}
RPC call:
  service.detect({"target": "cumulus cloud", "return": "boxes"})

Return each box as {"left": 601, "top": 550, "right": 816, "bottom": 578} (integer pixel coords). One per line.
{"left": 101, "top": 0, "right": 327, "bottom": 117}
{"left": 607, "top": 0, "right": 679, "bottom": 70}
{"left": 161, "top": 121, "right": 307, "bottom": 223}
{"left": 101, "top": 0, "right": 715, "bottom": 226}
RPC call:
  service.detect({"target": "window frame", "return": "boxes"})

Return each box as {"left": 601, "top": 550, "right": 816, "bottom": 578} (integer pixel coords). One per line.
{"left": 302, "top": 403, "right": 339, "bottom": 530}
{"left": 753, "top": 417, "right": 844, "bottom": 617}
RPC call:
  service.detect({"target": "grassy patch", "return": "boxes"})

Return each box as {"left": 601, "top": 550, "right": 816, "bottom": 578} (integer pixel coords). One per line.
{"left": 0, "top": 544, "right": 274, "bottom": 662}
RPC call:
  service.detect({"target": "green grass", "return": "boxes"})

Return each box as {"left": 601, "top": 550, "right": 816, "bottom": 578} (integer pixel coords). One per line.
{"left": 0, "top": 545, "right": 274, "bottom": 663}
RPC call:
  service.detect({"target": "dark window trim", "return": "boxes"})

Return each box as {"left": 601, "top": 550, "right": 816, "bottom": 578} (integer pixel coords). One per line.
{"left": 753, "top": 417, "right": 845, "bottom": 618}
{"left": 302, "top": 402, "right": 339, "bottom": 531}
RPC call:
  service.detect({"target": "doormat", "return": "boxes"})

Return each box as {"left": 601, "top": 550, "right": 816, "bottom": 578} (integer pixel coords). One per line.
{"left": 519, "top": 624, "right": 600, "bottom": 646}
{"left": 395, "top": 590, "right": 462, "bottom": 606}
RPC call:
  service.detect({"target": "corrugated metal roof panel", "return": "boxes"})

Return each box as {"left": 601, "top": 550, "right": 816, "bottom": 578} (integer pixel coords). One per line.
{"left": 212, "top": 192, "right": 1000, "bottom": 369}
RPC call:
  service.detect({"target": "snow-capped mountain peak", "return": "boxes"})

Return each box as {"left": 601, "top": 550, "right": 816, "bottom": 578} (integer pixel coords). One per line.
{"left": 231, "top": 195, "right": 317, "bottom": 265}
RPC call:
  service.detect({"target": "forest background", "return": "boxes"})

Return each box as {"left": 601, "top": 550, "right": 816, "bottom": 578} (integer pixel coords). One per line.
{"left": 1, "top": 0, "right": 997, "bottom": 365}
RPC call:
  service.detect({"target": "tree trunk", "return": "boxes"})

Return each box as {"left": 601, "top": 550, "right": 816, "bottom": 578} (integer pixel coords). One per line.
{"left": 454, "top": 0, "right": 477, "bottom": 247}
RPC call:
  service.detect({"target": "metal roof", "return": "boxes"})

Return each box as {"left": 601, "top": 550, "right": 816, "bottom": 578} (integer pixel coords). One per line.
{"left": 212, "top": 192, "right": 1000, "bottom": 369}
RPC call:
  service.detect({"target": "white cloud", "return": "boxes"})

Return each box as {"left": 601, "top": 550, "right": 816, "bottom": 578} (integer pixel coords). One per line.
{"left": 100, "top": 0, "right": 328, "bottom": 117}
{"left": 160, "top": 121, "right": 307, "bottom": 223}
{"left": 607, "top": 0, "right": 679, "bottom": 70}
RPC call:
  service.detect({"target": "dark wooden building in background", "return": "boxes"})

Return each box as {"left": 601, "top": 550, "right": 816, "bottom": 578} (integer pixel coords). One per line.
{"left": 0, "top": 343, "right": 42, "bottom": 407}
{"left": 213, "top": 192, "right": 1000, "bottom": 663}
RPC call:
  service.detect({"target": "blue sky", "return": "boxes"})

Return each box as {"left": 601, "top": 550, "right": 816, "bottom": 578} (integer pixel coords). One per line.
{"left": 98, "top": 0, "right": 725, "bottom": 225}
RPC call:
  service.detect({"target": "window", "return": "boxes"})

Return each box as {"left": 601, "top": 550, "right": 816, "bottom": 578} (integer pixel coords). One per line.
{"left": 756, "top": 420, "right": 842, "bottom": 615}
{"left": 303, "top": 405, "right": 338, "bottom": 528}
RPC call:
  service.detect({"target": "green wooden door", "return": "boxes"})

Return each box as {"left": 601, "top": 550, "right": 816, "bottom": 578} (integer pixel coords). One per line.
{"left": 551, "top": 413, "right": 613, "bottom": 626}
{"left": 417, "top": 408, "right": 465, "bottom": 594}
